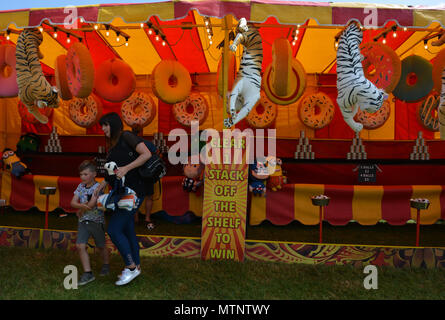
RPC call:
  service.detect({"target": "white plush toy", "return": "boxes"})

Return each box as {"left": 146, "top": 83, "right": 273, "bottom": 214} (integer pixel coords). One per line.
{"left": 97, "top": 161, "right": 137, "bottom": 211}
{"left": 224, "top": 18, "right": 263, "bottom": 128}
{"left": 336, "top": 21, "right": 388, "bottom": 132}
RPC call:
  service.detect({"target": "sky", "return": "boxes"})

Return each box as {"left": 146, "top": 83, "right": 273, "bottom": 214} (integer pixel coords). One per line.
{"left": 0, "top": 0, "right": 444, "bottom": 11}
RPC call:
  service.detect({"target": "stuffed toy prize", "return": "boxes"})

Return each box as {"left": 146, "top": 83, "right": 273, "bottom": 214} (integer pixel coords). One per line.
{"left": 182, "top": 157, "right": 205, "bottom": 194}
{"left": 266, "top": 156, "right": 287, "bottom": 191}
{"left": 248, "top": 158, "right": 269, "bottom": 197}
{"left": 2, "top": 148, "right": 28, "bottom": 178}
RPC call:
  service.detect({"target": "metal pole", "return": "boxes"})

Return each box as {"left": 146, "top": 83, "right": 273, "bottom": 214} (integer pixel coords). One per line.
{"left": 45, "top": 194, "right": 49, "bottom": 229}
{"left": 319, "top": 206, "right": 323, "bottom": 243}
{"left": 222, "top": 15, "right": 232, "bottom": 128}
{"left": 416, "top": 208, "right": 420, "bottom": 247}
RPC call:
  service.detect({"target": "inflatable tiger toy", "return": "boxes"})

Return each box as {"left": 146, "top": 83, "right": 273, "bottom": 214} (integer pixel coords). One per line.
{"left": 336, "top": 21, "right": 387, "bottom": 132}
{"left": 16, "top": 28, "right": 59, "bottom": 124}
{"left": 224, "top": 18, "right": 263, "bottom": 128}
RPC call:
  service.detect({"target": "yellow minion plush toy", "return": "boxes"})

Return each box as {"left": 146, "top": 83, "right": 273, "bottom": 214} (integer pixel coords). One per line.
{"left": 266, "top": 156, "right": 287, "bottom": 191}
{"left": 2, "top": 148, "right": 28, "bottom": 178}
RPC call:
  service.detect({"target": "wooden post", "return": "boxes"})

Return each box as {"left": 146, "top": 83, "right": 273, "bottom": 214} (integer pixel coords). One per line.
{"left": 222, "top": 15, "right": 232, "bottom": 128}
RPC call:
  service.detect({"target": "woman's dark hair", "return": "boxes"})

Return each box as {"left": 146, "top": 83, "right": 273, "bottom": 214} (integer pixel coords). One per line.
{"left": 99, "top": 112, "right": 123, "bottom": 148}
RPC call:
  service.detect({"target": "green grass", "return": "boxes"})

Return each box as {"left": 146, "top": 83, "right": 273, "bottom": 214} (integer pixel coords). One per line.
{"left": 0, "top": 246, "right": 445, "bottom": 300}
{"left": 1, "top": 207, "right": 445, "bottom": 247}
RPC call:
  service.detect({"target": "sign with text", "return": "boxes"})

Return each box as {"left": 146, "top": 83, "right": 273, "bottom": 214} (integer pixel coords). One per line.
{"left": 201, "top": 162, "right": 248, "bottom": 262}
{"left": 358, "top": 164, "right": 377, "bottom": 183}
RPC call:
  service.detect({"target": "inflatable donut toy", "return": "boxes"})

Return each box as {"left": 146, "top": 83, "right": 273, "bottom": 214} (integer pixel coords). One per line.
{"left": 263, "top": 58, "right": 306, "bottom": 105}
{"left": 216, "top": 51, "right": 236, "bottom": 97}
{"left": 68, "top": 93, "right": 103, "bottom": 128}
{"left": 55, "top": 54, "right": 72, "bottom": 101}
{"left": 18, "top": 100, "right": 53, "bottom": 124}
{"left": 393, "top": 55, "right": 433, "bottom": 102}
{"left": 246, "top": 91, "right": 277, "bottom": 129}
{"left": 432, "top": 48, "right": 445, "bottom": 94}
{"left": 272, "top": 38, "right": 293, "bottom": 97}
{"left": 172, "top": 93, "right": 209, "bottom": 126}
{"left": 299, "top": 92, "right": 335, "bottom": 129}
{"left": 360, "top": 42, "right": 401, "bottom": 93}
{"left": 416, "top": 93, "right": 440, "bottom": 132}
{"left": 66, "top": 42, "right": 95, "bottom": 98}
{"left": 121, "top": 91, "right": 157, "bottom": 128}
{"left": 0, "top": 44, "right": 18, "bottom": 97}
{"left": 355, "top": 99, "right": 391, "bottom": 130}
{"left": 95, "top": 58, "right": 136, "bottom": 103}
{"left": 152, "top": 60, "right": 191, "bottom": 104}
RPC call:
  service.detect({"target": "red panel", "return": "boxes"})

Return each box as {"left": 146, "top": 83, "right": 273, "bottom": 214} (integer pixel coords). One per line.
{"left": 332, "top": 7, "right": 413, "bottom": 27}
{"left": 266, "top": 183, "right": 294, "bottom": 225}
{"left": 394, "top": 99, "right": 435, "bottom": 140}
{"left": 29, "top": 7, "right": 99, "bottom": 26}
{"left": 58, "top": 176, "right": 81, "bottom": 213}
{"left": 174, "top": 0, "right": 250, "bottom": 20}
{"left": 381, "top": 185, "right": 412, "bottom": 225}
{"left": 323, "top": 185, "right": 354, "bottom": 225}
{"left": 9, "top": 174, "right": 35, "bottom": 211}
{"left": 161, "top": 176, "right": 189, "bottom": 216}
{"left": 154, "top": 13, "right": 209, "bottom": 73}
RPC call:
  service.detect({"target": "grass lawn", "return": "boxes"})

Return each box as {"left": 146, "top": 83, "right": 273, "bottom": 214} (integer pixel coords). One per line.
{"left": 1, "top": 207, "right": 445, "bottom": 247}
{"left": 1, "top": 246, "right": 445, "bottom": 300}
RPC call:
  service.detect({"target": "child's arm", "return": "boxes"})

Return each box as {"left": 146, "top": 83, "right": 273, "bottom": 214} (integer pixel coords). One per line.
{"left": 70, "top": 194, "right": 91, "bottom": 217}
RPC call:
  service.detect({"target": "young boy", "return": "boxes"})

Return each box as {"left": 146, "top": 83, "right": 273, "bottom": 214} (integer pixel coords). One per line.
{"left": 71, "top": 160, "right": 110, "bottom": 286}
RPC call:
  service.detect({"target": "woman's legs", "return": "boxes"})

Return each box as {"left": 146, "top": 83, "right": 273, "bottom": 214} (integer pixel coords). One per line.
{"left": 107, "top": 210, "right": 136, "bottom": 268}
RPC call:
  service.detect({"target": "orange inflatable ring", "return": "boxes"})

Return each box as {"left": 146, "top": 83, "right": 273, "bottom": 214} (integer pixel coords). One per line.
{"left": 0, "top": 44, "right": 18, "bottom": 97}
{"left": 216, "top": 51, "right": 236, "bottom": 97}
{"left": 68, "top": 93, "right": 103, "bottom": 128}
{"left": 355, "top": 99, "right": 391, "bottom": 130}
{"left": 360, "top": 42, "right": 401, "bottom": 93}
{"left": 18, "top": 100, "right": 53, "bottom": 124}
{"left": 66, "top": 42, "right": 95, "bottom": 98}
{"left": 121, "top": 91, "right": 157, "bottom": 128}
{"left": 95, "top": 58, "right": 136, "bottom": 103}
{"left": 263, "top": 58, "right": 306, "bottom": 105}
{"left": 152, "top": 60, "right": 191, "bottom": 104}
{"left": 172, "top": 93, "right": 209, "bottom": 126}
{"left": 432, "top": 48, "right": 445, "bottom": 94}
{"left": 416, "top": 93, "right": 439, "bottom": 132}
{"left": 55, "top": 54, "right": 72, "bottom": 101}
{"left": 299, "top": 92, "right": 335, "bottom": 129}
{"left": 246, "top": 91, "right": 277, "bottom": 129}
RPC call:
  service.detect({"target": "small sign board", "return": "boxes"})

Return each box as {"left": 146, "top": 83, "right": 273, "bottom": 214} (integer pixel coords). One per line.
{"left": 357, "top": 164, "right": 378, "bottom": 183}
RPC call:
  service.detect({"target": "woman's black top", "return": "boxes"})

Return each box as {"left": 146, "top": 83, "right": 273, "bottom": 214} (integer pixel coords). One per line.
{"left": 106, "top": 131, "right": 146, "bottom": 198}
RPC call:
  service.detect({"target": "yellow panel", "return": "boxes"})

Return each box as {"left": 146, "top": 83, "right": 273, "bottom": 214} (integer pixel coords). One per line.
{"left": 33, "top": 175, "right": 60, "bottom": 212}
{"left": 396, "top": 23, "right": 441, "bottom": 60}
{"left": 0, "top": 98, "right": 21, "bottom": 151}
{"left": 0, "top": 10, "right": 29, "bottom": 30}
{"left": 98, "top": 2, "right": 174, "bottom": 24}
{"left": 296, "top": 20, "right": 339, "bottom": 74}
{"left": 251, "top": 3, "right": 332, "bottom": 25}
{"left": 352, "top": 185, "right": 383, "bottom": 225}
{"left": 414, "top": 10, "right": 445, "bottom": 28}
{"left": 330, "top": 3, "right": 409, "bottom": 9}
{"left": 52, "top": 100, "right": 86, "bottom": 135}
{"left": 39, "top": 32, "right": 67, "bottom": 69}
{"left": 99, "top": 18, "right": 161, "bottom": 75}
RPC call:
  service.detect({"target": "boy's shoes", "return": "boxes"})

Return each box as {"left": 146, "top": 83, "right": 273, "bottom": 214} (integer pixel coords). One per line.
{"left": 79, "top": 272, "right": 95, "bottom": 286}
{"left": 115, "top": 268, "right": 141, "bottom": 286}
{"left": 100, "top": 264, "right": 110, "bottom": 276}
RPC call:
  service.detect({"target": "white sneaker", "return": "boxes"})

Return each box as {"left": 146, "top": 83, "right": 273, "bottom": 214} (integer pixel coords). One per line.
{"left": 115, "top": 268, "right": 140, "bottom": 286}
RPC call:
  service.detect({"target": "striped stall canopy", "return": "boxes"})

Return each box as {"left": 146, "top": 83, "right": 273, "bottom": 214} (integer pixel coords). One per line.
{"left": 1, "top": 1, "right": 445, "bottom": 150}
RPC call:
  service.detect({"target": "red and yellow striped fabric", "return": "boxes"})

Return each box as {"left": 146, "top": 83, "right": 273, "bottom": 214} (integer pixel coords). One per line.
{"left": 0, "top": 172, "right": 202, "bottom": 216}
{"left": 250, "top": 184, "right": 445, "bottom": 226}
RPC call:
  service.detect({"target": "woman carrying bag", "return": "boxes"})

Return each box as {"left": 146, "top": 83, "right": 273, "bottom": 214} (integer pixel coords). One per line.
{"left": 95, "top": 112, "right": 151, "bottom": 286}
